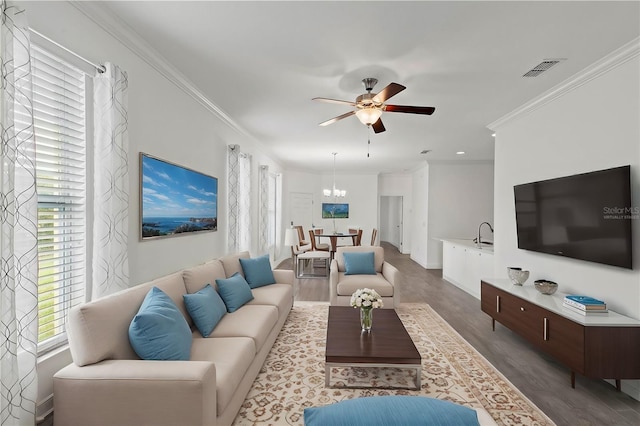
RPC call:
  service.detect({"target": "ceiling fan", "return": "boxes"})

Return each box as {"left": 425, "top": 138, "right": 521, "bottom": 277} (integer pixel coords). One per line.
{"left": 313, "top": 78, "right": 435, "bottom": 133}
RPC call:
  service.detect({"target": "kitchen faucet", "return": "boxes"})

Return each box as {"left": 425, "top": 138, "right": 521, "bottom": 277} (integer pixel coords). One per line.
{"left": 477, "top": 221, "right": 494, "bottom": 248}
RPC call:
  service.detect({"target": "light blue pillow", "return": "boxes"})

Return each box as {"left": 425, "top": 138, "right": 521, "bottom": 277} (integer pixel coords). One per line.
{"left": 343, "top": 251, "right": 376, "bottom": 275}
{"left": 304, "top": 396, "right": 480, "bottom": 426}
{"left": 239, "top": 254, "right": 276, "bottom": 288}
{"left": 129, "top": 287, "right": 192, "bottom": 360}
{"left": 183, "top": 284, "right": 227, "bottom": 337}
{"left": 215, "top": 272, "right": 254, "bottom": 313}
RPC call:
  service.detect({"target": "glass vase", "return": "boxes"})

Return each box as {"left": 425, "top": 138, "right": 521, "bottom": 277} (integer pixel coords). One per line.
{"left": 360, "top": 308, "right": 373, "bottom": 332}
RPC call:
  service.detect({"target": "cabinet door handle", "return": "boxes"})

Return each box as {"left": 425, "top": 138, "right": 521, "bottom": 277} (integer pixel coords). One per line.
{"left": 496, "top": 295, "right": 500, "bottom": 313}
{"left": 543, "top": 317, "right": 549, "bottom": 341}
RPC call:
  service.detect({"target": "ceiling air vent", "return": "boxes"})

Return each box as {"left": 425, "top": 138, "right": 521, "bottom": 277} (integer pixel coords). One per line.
{"left": 420, "top": 150, "right": 431, "bottom": 155}
{"left": 523, "top": 59, "right": 565, "bottom": 77}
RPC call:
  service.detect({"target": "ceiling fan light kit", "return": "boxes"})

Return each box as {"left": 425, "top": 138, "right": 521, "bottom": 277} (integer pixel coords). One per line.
{"left": 313, "top": 77, "right": 435, "bottom": 134}
{"left": 355, "top": 107, "right": 383, "bottom": 125}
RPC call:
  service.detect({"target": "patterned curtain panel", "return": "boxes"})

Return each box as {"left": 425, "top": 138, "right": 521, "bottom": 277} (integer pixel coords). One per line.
{"left": 92, "top": 62, "right": 129, "bottom": 299}
{"left": 258, "top": 165, "right": 269, "bottom": 254}
{"left": 238, "top": 153, "right": 252, "bottom": 252}
{"left": 227, "top": 144, "right": 240, "bottom": 253}
{"left": 0, "top": 2, "right": 39, "bottom": 423}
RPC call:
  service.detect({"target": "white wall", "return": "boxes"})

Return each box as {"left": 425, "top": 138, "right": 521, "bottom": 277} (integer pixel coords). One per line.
{"left": 410, "top": 164, "right": 430, "bottom": 267}
{"left": 491, "top": 45, "right": 640, "bottom": 399}
{"left": 379, "top": 173, "right": 413, "bottom": 253}
{"left": 24, "top": 1, "right": 285, "bottom": 418}
{"left": 426, "top": 162, "right": 495, "bottom": 268}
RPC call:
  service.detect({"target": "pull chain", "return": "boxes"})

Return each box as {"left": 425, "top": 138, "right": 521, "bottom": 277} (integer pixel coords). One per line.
{"left": 367, "top": 126, "right": 371, "bottom": 158}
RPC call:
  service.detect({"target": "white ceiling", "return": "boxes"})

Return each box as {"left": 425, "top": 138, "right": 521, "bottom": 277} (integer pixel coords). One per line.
{"left": 97, "top": 1, "right": 639, "bottom": 174}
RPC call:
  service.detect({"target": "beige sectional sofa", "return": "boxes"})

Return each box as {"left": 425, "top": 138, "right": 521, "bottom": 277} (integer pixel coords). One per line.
{"left": 53, "top": 252, "right": 293, "bottom": 426}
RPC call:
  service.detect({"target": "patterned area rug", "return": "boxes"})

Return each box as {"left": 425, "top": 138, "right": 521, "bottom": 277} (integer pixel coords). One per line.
{"left": 233, "top": 303, "right": 555, "bottom": 425}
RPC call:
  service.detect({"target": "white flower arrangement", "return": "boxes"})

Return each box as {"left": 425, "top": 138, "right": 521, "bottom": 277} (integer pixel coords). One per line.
{"left": 350, "top": 288, "right": 383, "bottom": 310}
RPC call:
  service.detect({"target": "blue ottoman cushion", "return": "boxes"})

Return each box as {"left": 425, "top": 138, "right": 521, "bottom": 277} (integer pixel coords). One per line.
{"left": 303, "top": 395, "right": 480, "bottom": 426}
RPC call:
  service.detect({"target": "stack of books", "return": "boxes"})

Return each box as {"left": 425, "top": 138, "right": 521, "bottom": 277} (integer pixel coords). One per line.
{"left": 563, "top": 295, "right": 608, "bottom": 315}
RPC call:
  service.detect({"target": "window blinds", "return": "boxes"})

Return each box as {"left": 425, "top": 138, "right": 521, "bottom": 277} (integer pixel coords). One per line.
{"left": 31, "top": 45, "right": 87, "bottom": 351}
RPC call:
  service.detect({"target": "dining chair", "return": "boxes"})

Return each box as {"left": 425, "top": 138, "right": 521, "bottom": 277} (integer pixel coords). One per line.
{"left": 294, "top": 225, "right": 309, "bottom": 246}
{"left": 370, "top": 228, "right": 378, "bottom": 246}
{"left": 309, "top": 230, "right": 331, "bottom": 252}
{"left": 349, "top": 228, "right": 363, "bottom": 246}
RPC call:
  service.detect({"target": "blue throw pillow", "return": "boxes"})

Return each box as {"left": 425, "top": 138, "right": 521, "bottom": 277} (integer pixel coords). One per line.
{"left": 129, "top": 287, "right": 192, "bottom": 360}
{"left": 215, "top": 272, "right": 254, "bottom": 312}
{"left": 239, "top": 254, "right": 276, "bottom": 288}
{"left": 343, "top": 251, "right": 376, "bottom": 275}
{"left": 183, "top": 284, "right": 227, "bottom": 337}
{"left": 304, "top": 396, "right": 480, "bottom": 426}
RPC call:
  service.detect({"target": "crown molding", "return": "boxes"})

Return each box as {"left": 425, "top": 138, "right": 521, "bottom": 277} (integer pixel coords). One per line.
{"left": 70, "top": 1, "right": 254, "bottom": 141}
{"left": 488, "top": 37, "right": 640, "bottom": 131}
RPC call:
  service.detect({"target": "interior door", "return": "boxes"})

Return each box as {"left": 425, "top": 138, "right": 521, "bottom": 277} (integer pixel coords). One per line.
{"left": 290, "top": 192, "right": 313, "bottom": 236}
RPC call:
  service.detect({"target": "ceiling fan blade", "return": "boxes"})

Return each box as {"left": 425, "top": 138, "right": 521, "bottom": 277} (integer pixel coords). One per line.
{"left": 371, "top": 118, "right": 386, "bottom": 134}
{"left": 372, "top": 82, "right": 406, "bottom": 103}
{"left": 319, "top": 110, "right": 355, "bottom": 126}
{"left": 312, "top": 97, "right": 356, "bottom": 106}
{"left": 385, "top": 104, "right": 436, "bottom": 115}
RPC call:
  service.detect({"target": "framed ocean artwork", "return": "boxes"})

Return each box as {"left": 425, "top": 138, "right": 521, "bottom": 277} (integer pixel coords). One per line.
{"left": 140, "top": 153, "right": 218, "bottom": 240}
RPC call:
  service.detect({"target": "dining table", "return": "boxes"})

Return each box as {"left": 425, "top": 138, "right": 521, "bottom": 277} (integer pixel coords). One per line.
{"left": 314, "top": 231, "right": 360, "bottom": 253}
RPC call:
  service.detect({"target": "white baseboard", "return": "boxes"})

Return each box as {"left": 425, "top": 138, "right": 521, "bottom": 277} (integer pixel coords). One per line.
{"left": 36, "top": 393, "right": 53, "bottom": 423}
{"left": 426, "top": 262, "right": 442, "bottom": 269}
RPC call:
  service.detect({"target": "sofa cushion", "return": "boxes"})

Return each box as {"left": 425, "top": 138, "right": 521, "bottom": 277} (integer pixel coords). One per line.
{"left": 343, "top": 251, "right": 376, "bottom": 275}
{"left": 183, "top": 260, "right": 226, "bottom": 293}
{"left": 67, "top": 271, "right": 188, "bottom": 366}
{"left": 129, "top": 287, "right": 192, "bottom": 360}
{"left": 208, "top": 305, "right": 278, "bottom": 354}
{"left": 336, "top": 273, "right": 394, "bottom": 297}
{"left": 336, "top": 246, "right": 384, "bottom": 273}
{"left": 239, "top": 254, "right": 276, "bottom": 288}
{"left": 191, "top": 337, "right": 255, "bottom": 415}
{"left": 183, "top": 284, "right": 227, "bottom": 337}
{"left": 219, "top": 251, "right": 250, "bottom": 278}
{"left": 304, "top": 396, "right": 480, "bottom": 426}
{"left": 216, "top": 272, "right": 254, "bottom": 313}
{"left": 247, "top": 283, "right": 293, "bottom": 314}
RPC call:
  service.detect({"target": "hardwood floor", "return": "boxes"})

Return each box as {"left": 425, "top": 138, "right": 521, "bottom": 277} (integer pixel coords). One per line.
{"left": 280, "top": 242, "right": 640, "bottom": 426}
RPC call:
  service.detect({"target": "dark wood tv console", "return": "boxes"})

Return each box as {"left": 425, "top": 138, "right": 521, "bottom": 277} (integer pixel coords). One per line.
{"left": 481, "top": 279, "right": 640, "bottom": 390}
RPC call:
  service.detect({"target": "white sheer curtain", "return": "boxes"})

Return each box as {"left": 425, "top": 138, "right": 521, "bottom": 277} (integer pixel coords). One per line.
{"left": 0, "top": 2, "right": 38, "bottom": 423}
{"left": 258, "top": 165, "right": 269, "bottom": 254}
{"left": 92, "top": 62, "right": 129, "bottom": 299}
{"left": 227, "top": 145, "right": 252, "bottom": 254}
{"left": 238, "top": 152, "right": 252, "bottom": 252}
{"left": 227, "top": 144, "right": 240, "bottom": 253}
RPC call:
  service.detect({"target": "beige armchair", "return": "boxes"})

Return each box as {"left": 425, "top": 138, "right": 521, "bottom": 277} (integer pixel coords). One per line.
{"left": 330, "top": 246, "right": 400, "bottom": 308}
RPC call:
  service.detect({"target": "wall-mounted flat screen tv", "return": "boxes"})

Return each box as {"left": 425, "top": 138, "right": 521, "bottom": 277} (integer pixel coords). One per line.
{"left": 140, "top": 153, "right": 217, "bottom": 240}
{"left": 322, "top": 203, "right": 349, "bottom": 219}
{"left": 514, "top": 165, "right": 632, "bottom": 269}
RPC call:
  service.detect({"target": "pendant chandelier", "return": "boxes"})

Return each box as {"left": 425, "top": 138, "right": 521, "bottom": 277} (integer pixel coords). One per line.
{"left": 323, "top": 152, "right": 346, "bottom": 198}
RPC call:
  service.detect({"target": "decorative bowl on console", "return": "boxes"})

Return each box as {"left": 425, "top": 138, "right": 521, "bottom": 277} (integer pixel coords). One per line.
{"left": 534, "top": 280, "right": 558, "bottom": 295}
{"left": 507, "top": 267, "right": 529, "bottom": 285}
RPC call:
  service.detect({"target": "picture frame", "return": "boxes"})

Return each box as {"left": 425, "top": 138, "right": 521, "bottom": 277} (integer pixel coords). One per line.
{"left": 321, "top": 202, "right": 349, "bottom": 219}
{"left": 140, "top": 153, "right": 218, "bottom": 240}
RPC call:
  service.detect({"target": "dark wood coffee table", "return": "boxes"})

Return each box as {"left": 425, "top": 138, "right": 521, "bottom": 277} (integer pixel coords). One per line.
{"left": 325, "top": 306, "right": 421, "bottom": 389}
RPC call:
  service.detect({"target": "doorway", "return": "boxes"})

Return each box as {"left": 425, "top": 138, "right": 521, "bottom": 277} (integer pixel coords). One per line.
{"left": 380, "top": 196, "right": 403, "bottom": 251}
{"left": 290, "top": 192, "right": 314, "bottom": 232}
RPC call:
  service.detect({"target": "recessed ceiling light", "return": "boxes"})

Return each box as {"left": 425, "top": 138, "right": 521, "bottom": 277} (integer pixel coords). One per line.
{"left": 491, "top": 133, "right": 496, "bottom": 137}
{"left": 456, "top": 151, "right": 465, "bottom": 155}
